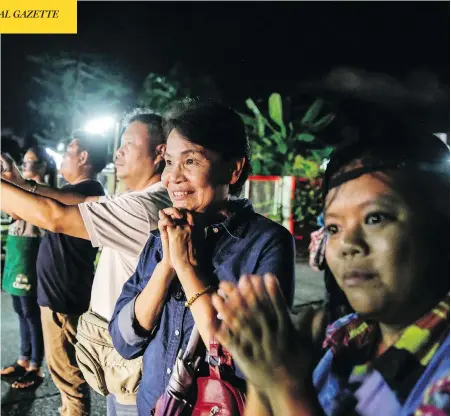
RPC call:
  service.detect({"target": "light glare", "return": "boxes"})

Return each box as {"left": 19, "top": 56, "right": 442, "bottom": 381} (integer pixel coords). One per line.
{"left": 84, "top": 116, "right": 115, "bottom": 134}
{"left": 45, "top": 148, "right": 63, "bottom": 169}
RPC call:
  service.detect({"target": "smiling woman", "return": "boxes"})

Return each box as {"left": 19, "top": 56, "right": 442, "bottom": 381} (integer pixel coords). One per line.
{"left": 162, "top": 131, "right": 229, "bottom": 212}
{"left": 108, "top": 100, "right": 296, "bottom": 415}
{"left": 162, "top": 100, "right": 252, "bottom": 199}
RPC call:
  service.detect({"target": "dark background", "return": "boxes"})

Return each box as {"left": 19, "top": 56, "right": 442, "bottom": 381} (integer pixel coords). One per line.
{"left": 1, "top": 1, "right": 450, "bottom": 135}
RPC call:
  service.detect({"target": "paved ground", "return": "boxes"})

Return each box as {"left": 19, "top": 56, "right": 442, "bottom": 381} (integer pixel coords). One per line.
{"left": 1, "top": 261, "right": 324, "bottom": 415}
{"left": 293, "top": 261, "right": 325, "bottom": 307}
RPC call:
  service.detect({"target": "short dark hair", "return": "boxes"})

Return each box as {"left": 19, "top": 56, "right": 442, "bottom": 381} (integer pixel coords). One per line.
{"left": 72, "top": 130, "right": 108, "bottom": 174}
{"left": 121, "top": 108, "right": 165, "bottom": 174}
{"left": 325, "top": 116, "right": 450, "bottom": 252}
{"left": 324, "top": 120, "right": 450, "bottom": 203}
{"left": 163, "top": 100, "right": 251, "bottom": 196}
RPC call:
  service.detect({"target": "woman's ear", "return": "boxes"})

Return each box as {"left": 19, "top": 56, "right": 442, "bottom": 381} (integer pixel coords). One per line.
{"left": 229, "top": 157, "right": 246, "bottom": 185}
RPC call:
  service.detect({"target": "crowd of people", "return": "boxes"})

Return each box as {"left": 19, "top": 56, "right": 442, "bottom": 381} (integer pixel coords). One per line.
{"left": 0, "top": 100, "right": 449, "bottom": 416}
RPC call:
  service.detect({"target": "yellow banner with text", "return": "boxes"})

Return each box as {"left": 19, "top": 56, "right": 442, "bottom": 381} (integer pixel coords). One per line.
{"left": 0, "top": 0, "right": 77, "bottom": 34}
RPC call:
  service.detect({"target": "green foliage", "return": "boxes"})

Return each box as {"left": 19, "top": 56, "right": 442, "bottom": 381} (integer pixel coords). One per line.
{"left": 242, "top": 93, "right": 335, "bottom": 229}
{"left": 294, "top": 180, "right": 323, "bottom": 228}
{"left": 242, "top": 94, "right": 334, "bottom": 178}
{"left": 27, "top": 53, "right": 133, "bottom": 147}
{"left": 137, "top": 73, "right": 184, "bottom": 114}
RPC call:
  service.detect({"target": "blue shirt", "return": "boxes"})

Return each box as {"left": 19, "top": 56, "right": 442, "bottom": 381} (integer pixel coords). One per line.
{"left": 37, "top": 180, "right": 105, "bottom": 314}
{"left": 109, "top": 199, "right": 295, "bottom": 415}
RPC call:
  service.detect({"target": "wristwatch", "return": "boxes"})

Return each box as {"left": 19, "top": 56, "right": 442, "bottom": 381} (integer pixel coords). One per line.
{"left": 26, "top": 179, "right": 38, "bottom": 193}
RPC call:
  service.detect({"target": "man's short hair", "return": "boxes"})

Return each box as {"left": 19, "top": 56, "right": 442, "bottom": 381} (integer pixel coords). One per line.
{"left": 121, "top": 108, "right": 165, "bottom": 173}
{"left": 73, "top": 130, "right": 108, "bottom": 174}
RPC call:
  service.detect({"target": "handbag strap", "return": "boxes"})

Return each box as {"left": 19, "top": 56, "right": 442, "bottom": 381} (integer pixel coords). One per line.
{"left": 185, "top": 326, "right": 234, "bottom": 376}
{"left": 208, "top": 339, "right": 233, "bottom": 367}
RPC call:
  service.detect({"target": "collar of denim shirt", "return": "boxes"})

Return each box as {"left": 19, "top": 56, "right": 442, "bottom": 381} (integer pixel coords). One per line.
{"left": 150, "top": 198, "right": 255, "bottom": 242}
{"left": 209, "top": 198, "right": 254, "bottom": 239}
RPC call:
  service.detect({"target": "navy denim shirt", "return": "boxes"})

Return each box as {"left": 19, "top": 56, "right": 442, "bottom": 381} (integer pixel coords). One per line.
{"left": 109, "top": 199, "right": 295, "bottom": 415}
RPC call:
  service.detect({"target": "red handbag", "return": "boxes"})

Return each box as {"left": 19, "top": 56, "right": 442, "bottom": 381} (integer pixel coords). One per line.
{"left": 192, "top": 339, "right": 246, "bottom": 416}
{"left": 153, "top": 327, "right": 246, "bottom": 416}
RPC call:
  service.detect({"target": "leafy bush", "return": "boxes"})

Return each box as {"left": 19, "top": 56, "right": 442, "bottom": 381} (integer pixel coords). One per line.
{"left": 241, "top": 93, "right": 334, "bottom": 229}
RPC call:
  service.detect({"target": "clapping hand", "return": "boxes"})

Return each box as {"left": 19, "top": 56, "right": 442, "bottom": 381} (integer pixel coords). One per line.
{"left": 211, "top": 274, "right": 314, "bottom": 393}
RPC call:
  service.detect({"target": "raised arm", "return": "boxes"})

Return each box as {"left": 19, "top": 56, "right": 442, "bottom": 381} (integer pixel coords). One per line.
{"left": 133, "top": 261, "right": 176, "bottom": 332}
{"left": 1, "top": 179, "right": 89, "bottom": 239}
{"left": 28, "top": 181, "right": 99, "bottom": 205}
{"left": 1, "top": 153, "right": 98, "bottom": 205}
{"left": 163, "top": 208, "right": 219, "bottom": 350}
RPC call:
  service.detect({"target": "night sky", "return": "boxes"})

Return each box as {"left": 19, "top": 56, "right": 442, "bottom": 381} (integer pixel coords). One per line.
{"left": 1, "top": 1, "right": 449, "bottom": 136}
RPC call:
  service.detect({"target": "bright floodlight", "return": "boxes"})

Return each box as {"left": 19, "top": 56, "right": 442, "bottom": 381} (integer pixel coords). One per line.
{"left": 57, "top": 142, "right": 65, "bottom": 152}
{"left": 46, "top": 148, "right": 63, "bottom": 169}
{"left": 84, "top": 116, "right": 115, "bottom": 134}
{"left": 434, "top": 133, "right": 448, "bottom": 145}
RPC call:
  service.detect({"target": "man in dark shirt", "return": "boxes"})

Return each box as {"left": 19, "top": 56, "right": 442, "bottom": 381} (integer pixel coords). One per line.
{"left": 4, "top": 132, "right": 106, "bottom": 416}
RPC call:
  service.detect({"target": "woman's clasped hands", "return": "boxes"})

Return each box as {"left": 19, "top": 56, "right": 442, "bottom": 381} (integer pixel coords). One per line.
{"left": 158, "top": 207, "right": 199, "bottom": 274}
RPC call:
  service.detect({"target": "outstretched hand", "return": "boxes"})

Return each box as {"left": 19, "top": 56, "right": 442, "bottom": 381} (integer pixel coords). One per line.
{"left": 1, "top": 153, "right": 25, "bottom": 186}
{"left": 211, "top": 274, "right": 314, "bottom": 392}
